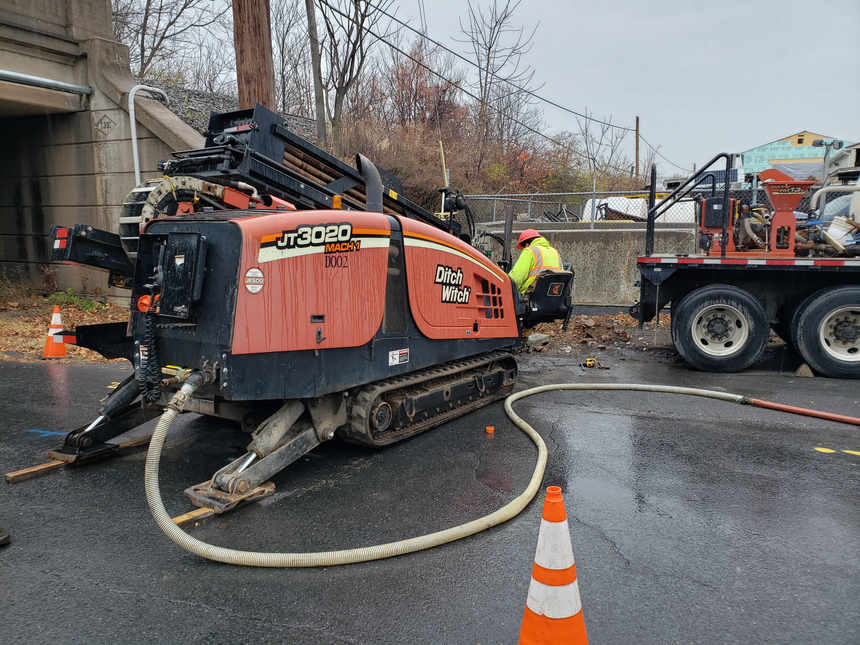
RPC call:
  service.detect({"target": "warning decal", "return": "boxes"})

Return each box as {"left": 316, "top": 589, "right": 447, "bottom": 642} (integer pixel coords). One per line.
{"left": 388, "top": 349, "right": 409, "bottom": 366}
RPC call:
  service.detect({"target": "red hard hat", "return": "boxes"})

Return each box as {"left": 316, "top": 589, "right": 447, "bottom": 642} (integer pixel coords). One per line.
{"left": 517, "top": 229, "right": 541, "bottom": 249}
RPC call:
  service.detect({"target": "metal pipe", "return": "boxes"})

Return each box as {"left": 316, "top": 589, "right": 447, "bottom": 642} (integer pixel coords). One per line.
{"left": 590, "top": 177, "right": 597, "bottom": 230}
{"left": 235, "top": 453, "right": 257, "bottom": 475}
{"left": 355, "top": 154, "right": 383, "bottom": 213}
{"left": 810, "top": 184, "right": 860, "bottom": 210}
{"left": 721, "top": 155, "right": 733, "bottom": 258}
{"left": 0, "top": 69, "right": 92, "bottom": 95}
{"left": 645, "top": 164, "right": 657, "bottom": 256}
{"left": 129, "top": 85, "right": 170, "bottom": 186}
{"left": 491, "top": 187, "right": 505, "bottom": 223}
{"left": 527, "top": 189, "right": 539, "bottom": 219}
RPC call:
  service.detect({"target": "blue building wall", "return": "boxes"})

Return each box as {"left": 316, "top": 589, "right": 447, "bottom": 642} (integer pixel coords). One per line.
{"left": 741, "top": 132, "right": 852, "bottom": 175}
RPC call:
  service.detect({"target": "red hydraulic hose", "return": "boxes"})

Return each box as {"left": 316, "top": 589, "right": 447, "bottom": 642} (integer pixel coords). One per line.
{"left": 746, "top": 398, "right": 860, "bottom": 426}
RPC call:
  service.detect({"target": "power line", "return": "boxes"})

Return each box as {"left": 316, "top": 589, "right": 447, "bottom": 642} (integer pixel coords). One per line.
{"left": 367, "top": 0, "right": 632, "bottom": 132}
{"left": 316, "top": 0, "right": 634, "bottom": 176}
{"left": 639, "top": 134, "right": 692, "bottom": 173}
{"left": 364, "top": 0, "right": 692, "bottom": 174}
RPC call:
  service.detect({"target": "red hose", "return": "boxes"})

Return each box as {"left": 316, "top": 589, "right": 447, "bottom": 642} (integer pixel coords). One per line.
{"left": 748, "top": 398, "right": 860, "bottom": 426}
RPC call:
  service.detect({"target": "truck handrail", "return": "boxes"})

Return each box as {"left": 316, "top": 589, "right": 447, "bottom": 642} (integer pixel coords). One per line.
{"left": 645, "top": 153, "right": 734, "bottom": 257}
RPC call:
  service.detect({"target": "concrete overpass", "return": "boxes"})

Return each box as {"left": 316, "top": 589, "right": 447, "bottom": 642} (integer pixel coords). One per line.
{"left": 0, "top": 0, "right": 204, "bottom": 291}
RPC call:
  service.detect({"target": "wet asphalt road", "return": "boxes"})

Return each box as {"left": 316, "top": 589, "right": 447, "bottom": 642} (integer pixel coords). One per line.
{"left": 0, "top": 355, "right": 858, "bottom": 645}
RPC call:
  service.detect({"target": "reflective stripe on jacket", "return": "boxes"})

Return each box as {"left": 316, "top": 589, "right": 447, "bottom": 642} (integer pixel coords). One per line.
{"left": 508, "top": 237, "right": 562, "bottom": 294}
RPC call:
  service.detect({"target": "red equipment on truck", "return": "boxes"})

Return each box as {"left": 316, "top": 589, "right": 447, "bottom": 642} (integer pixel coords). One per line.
{"left": 632, "top": 153, "right": 860, "bottom": 379}
{"left": 41, "top": 104, "right": 574, "bottom": 513}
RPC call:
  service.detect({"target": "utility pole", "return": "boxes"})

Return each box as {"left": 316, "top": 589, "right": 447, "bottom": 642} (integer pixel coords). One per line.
{"left": 635, "top": 116, "right": 640, "bottom": 180}
{"left": 305, "top": 0, "right": 327, "bottom": 149}
{"left": 233, "top": 0, "right": 276, "bottom": 111}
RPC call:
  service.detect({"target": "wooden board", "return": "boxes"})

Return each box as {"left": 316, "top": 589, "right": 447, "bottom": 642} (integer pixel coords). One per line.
{"left": 5, "top": 434, "right": 154, "bottom": 484}
{"left": 5, "top": 460, "right": 66, "bottom": 484}
{"left": 171, "top": 506, "right": 216, "bottom": 529}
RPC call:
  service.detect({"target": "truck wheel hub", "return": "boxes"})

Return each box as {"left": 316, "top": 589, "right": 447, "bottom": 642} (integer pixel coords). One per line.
{"left": 832, "top": 318, "right": 859, "bottom": 344}
{"left": 706, "top": 316, "right": 730, "bottom": 339}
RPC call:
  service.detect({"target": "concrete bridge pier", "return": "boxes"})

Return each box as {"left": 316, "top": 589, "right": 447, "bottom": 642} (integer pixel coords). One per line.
{"left": 0, "top": 0, "right": 203, "bottom": 296}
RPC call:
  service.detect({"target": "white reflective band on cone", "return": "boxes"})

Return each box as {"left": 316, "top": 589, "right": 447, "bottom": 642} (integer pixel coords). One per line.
{"left": 534, "top": 519, "right": 575, "bottom": 570}
{"left": 51, "top": 313, "right": 62, "bottom": 325}
{"left": 526, "top": 578, "right": 582, "bottom": 619}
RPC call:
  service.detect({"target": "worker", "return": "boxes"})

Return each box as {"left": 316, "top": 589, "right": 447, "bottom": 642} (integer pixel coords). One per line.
{"left": 508, "top": 229, "right": 563, "bottom": 294}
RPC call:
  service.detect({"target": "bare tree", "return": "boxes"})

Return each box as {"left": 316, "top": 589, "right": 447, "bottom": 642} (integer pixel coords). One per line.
{"left": 378, "top": 35, "right": 464, "bottom": 132}
{"left": 316, "top": 0, "right": 394, "bottom": 156}
{"left": 305, "top": 0, "right": 328, "bottom": 147}
{"left": 111, "top": 0, "right": 230, "bottom": 79}
{"left": 458, "top": 0, "right": 542, "bottom": 177}
{"left": 182, "top": 13, "right": 236, "bottom": 94}
{"left": 576, "top": 109, "right": 631, "bottom": 190}
{"left": 270, "top": 0, "right": 315, "bottom": 117}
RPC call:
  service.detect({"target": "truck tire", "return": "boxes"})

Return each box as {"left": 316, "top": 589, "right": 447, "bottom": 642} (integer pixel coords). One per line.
{"left": 671, "top": 284, "right": 768, "bottom": 373}
{"left": 791, "top": 286, "right": 860, "bottom": 379}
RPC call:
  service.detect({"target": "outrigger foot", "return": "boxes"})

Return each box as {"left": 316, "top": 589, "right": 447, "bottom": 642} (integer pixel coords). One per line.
{"left": 179, "top": 400, "right": 329, "bottom": 520}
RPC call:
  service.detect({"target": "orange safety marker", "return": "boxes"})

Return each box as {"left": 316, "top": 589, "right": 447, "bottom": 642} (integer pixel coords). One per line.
{"left": 486, "top": 425, "right": 495, "bottom": 434}
{"left": 518, "top": 486, "right": 588, "bottom": 644}
{"left": 41, "top": 306, "right": 67, "bottom": 359}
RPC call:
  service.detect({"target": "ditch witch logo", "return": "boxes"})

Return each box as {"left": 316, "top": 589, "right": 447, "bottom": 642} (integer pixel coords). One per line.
{"left": 435, "top": 264, "right": 471, "bottom": 304}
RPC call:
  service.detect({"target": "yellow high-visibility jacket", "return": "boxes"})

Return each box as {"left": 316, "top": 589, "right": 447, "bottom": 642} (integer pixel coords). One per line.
{"left": 508, "top": 237, "right": 563, "bottom": 294}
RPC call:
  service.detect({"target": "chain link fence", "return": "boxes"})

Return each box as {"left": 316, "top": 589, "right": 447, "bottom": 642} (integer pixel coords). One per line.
{"left": 465, "top": 186, "right": 857, "bottom": 227}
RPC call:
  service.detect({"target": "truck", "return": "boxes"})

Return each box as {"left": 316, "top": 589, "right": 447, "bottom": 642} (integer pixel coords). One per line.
{"left": 632, "top": 153, "right": 860, "bottom": 379}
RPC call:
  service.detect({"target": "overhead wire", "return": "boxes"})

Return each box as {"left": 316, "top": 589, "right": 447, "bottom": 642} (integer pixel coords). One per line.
{"left": 364, "top": 0, "right": 692, "bottom": 173}
{"left": 638, "top": 133, "right": 692, "bottom": 173}
{"left": 316, "top": 0, "right": 633, "bottom": 175}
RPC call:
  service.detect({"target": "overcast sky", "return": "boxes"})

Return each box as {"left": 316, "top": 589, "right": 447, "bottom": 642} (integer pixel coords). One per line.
{"left": 398, "top": 0, "right": 860, "bottom": 176}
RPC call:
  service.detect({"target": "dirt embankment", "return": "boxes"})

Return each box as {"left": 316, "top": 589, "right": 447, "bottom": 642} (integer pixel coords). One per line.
{"left": 0, "top": 296, "right": 129, "bottom": 364}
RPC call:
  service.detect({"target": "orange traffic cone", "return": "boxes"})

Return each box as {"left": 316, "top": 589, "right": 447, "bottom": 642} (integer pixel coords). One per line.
{"left": 519, "top": 486, "right": 588, "bottom": 644}
{"left": 41, "top": 305, "right": 67, "bottom": 359}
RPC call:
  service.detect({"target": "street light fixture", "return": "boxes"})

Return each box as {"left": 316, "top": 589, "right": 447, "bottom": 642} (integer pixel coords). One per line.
{"left": 810, "top": 139, "right": 846, "bottom": 215}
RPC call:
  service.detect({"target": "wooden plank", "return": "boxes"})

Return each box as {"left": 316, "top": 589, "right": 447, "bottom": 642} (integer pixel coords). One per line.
{"left": 5, "top": 460, "right": 66, "bottom": 484}
{"left": 113, "top": 435, "right": 152, "bottom": 450}
{"left": 172, "top": 506, "right": 216, "bottom": 529}
{"left": 7, "top": 434, "right": 153, "bottom": 484}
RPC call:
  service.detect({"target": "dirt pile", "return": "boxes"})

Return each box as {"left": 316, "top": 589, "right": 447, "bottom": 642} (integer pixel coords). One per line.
{"left": 529, "top": 313, "right": 674, "bottom": 355}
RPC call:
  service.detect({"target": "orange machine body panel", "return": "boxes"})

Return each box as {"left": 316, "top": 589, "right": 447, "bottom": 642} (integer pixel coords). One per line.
{"left": 399, "top": 217, "right": 519, "bottom": 340}
{"left": 762, "top": 177, "right": 816, "bottom": 258}
{"left": 231, "top": 210, "right": 391, "bottom": 355}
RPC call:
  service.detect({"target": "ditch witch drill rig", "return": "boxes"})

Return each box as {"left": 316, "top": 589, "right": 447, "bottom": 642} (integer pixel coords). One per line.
{"left": 46, "top": 104, "right": 573, "bottom": 519}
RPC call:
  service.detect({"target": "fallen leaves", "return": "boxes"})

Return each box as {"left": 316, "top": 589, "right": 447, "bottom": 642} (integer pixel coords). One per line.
{"left": 0, "top": 296, "right": 129, "bottom": 364}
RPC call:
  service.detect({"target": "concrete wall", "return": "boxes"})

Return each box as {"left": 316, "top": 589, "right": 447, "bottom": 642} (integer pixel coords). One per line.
{"left": 481, "top": 222, "right": 696, "bottom": 306}
{"left": 2, "top": 0, "right": 113, "bottom": 42}
{"left": 0, "top": 101, "right": 179, "bottom": 290}
{"left": 0, "top": 3, "right": 204, "bottom": 293}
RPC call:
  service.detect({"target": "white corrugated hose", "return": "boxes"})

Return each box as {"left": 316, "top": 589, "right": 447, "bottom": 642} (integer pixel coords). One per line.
{"left": 145, "top": 379, "right": 746, "bottom": 567}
